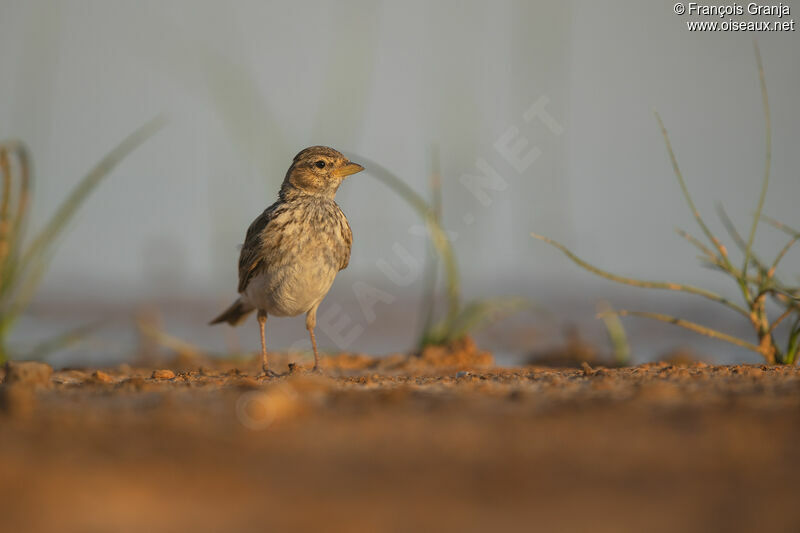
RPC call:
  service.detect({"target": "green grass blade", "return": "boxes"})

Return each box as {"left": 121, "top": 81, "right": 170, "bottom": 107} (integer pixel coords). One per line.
{"left": 358, "top": 155, "right": 461, "bottom": 329}
{"left": 3, "top": 117, "right": 165, "bottom": 332}
{"left": 596, "top": 300, "right": 631, "bottom": 366}
{"left": 26, "top": 320, "right": 105, "bottom": 360}
{"left": 2, "top": 253, "right": 47, "bottom": 330}
{"left": 0, "top": 142, "right": 32, "bottom": 297}
{"left": 11, "top": 143, "right": 32, "bottom": 246}
{"left": 444, "top": 297, "right": 529, "bottom": 343}
{"left": 18, "top": 116, "right": 165, "bottom": 280}
{"left": 137, "top": 317, "right": 204, "bottom": 358}
{"left": 0, "top": 147, "right": 12, "bottom": 267}
{"left": 417, "top": 145, "right": 443, "bottom": 346}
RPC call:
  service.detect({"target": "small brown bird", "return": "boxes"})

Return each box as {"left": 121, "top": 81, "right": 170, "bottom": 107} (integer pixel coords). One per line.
{"left": 210, "top": 146, "right": 363, "bottom": 376}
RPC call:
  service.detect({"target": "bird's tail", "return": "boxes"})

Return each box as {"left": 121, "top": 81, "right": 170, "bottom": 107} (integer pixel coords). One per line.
{"left": 209, "top": 298, "right": 255, "bottom": 326}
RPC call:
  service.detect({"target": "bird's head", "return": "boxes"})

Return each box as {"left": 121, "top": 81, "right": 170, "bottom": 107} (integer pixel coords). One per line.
{"left": 282, "top": 146, "right": 364, "bottom": 197}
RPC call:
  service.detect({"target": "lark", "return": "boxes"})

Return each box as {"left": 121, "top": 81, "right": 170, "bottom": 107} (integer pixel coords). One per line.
{"left": 210, "top": 146, "right": 363, "bottom": 376}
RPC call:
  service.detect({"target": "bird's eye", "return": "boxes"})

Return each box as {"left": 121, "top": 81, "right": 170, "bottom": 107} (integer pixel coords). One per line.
{"left": 315, "top": 161, "right": 326, "bottom": 169}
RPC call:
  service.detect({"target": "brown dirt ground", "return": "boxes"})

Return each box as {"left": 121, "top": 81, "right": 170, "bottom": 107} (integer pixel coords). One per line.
{"left": 2, "top": 338, "right": 800, "bottom": 533}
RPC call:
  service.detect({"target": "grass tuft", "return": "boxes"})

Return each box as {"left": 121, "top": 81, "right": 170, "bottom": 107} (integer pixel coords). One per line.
{"left": 533, "top": 42, "right": 799, "bottom": 365}
{"left": 358, "top": 152, "right": 527, "bottom": 349}
{"left": 0, "top": 117, "right": 165, "bottom": 362}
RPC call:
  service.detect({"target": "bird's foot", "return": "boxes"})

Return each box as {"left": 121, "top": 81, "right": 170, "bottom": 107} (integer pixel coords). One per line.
{"left": 258, "top": 368, "right": 282, "bottom": 379}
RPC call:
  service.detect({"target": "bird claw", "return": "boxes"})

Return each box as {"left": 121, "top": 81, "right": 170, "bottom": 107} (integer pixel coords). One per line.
{"left": 258, "top": 369, "right": 282, "bottom": 379}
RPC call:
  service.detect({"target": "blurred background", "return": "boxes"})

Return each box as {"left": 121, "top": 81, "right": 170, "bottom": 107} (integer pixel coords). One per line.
{"left": 0, "top": 0, "right": 798, "bottom": 365}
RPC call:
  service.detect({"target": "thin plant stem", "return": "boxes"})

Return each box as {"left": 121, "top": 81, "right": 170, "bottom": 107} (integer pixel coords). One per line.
{"left": 768, "top": 306, "right": 795, "bottom": 335}
{"left": 755, "top": 286, "right": 800, "bottom": 306}
{"left": 717, "top": 204, "right": 770, "bottom": 276}
{"left": 769, "top": 235, "right": 799, "bottom": 278}
{"left": 655, "top": 112, "right": 731, "bottom": 268}
{"left": 676, "top": 228, "right": 717, "bottom": 261}
{"left": 531, "top": 233, "right": 749, "bottom": 316}
{"left": 743, "top": 41, "right": 772, "bottom": 282}
{"left": 598, "top": 310, "right": 763, "bottom": 354}
{"left": 534, "top": 45, "right": 793, "bottom": 365}
{"left": 761, "top": 215, "right": 799, "bottom": 238}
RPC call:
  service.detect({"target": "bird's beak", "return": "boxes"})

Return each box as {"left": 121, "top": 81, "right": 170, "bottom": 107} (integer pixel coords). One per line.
{"left": 335, "top": 162, "right": 365, "bottom": 178}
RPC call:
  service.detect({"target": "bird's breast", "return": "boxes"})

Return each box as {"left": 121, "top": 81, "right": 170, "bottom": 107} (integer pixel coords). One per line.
{"left": 242, "top": 198, "right": 350, "bottom": 316}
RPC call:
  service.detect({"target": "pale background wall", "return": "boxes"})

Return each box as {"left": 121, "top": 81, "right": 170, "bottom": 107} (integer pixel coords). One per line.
{"left": 0, "top": 0, "right": 797, "bottom": 363}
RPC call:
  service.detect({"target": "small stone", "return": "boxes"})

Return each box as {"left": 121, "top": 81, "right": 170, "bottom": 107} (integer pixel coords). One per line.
{"left": 4, "top": 361, "right": 52, "bottom": 387}
{"left": 152, "top": 369, "right": 176, "bottom": 380}
{"left": 91, "top": 370, "right": 114, "bottom": 384}
{"left": 456, "top": 371, "right": 471, "bottom": 379}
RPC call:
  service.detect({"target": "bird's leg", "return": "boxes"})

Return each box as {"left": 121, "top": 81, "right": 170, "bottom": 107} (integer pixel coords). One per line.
{"left": 258, "top": 310, "right": 278, "bottom": 377}
{"left": 306, "top": 306, "right": 321, "bottom": 372}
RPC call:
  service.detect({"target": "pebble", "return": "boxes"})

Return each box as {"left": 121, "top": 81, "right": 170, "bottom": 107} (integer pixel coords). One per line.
{"left": 152, "top": 369, "right": 176, "bottom": 380}
{"left": 456, "top": 371, "right": 471, "bottom": 379}
{"left": 91, "top": 371, "right": 114, "bottom": 384}
{"left": 3, "top": 361, "right": 52, "bottom": 387}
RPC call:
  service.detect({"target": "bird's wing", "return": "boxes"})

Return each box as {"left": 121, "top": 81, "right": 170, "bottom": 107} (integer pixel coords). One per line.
{"left": 237, "top": 204, "right": 278, "bottom": 293}
{"left": 338, "top": 208, "right": 353, "bottom": 271}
